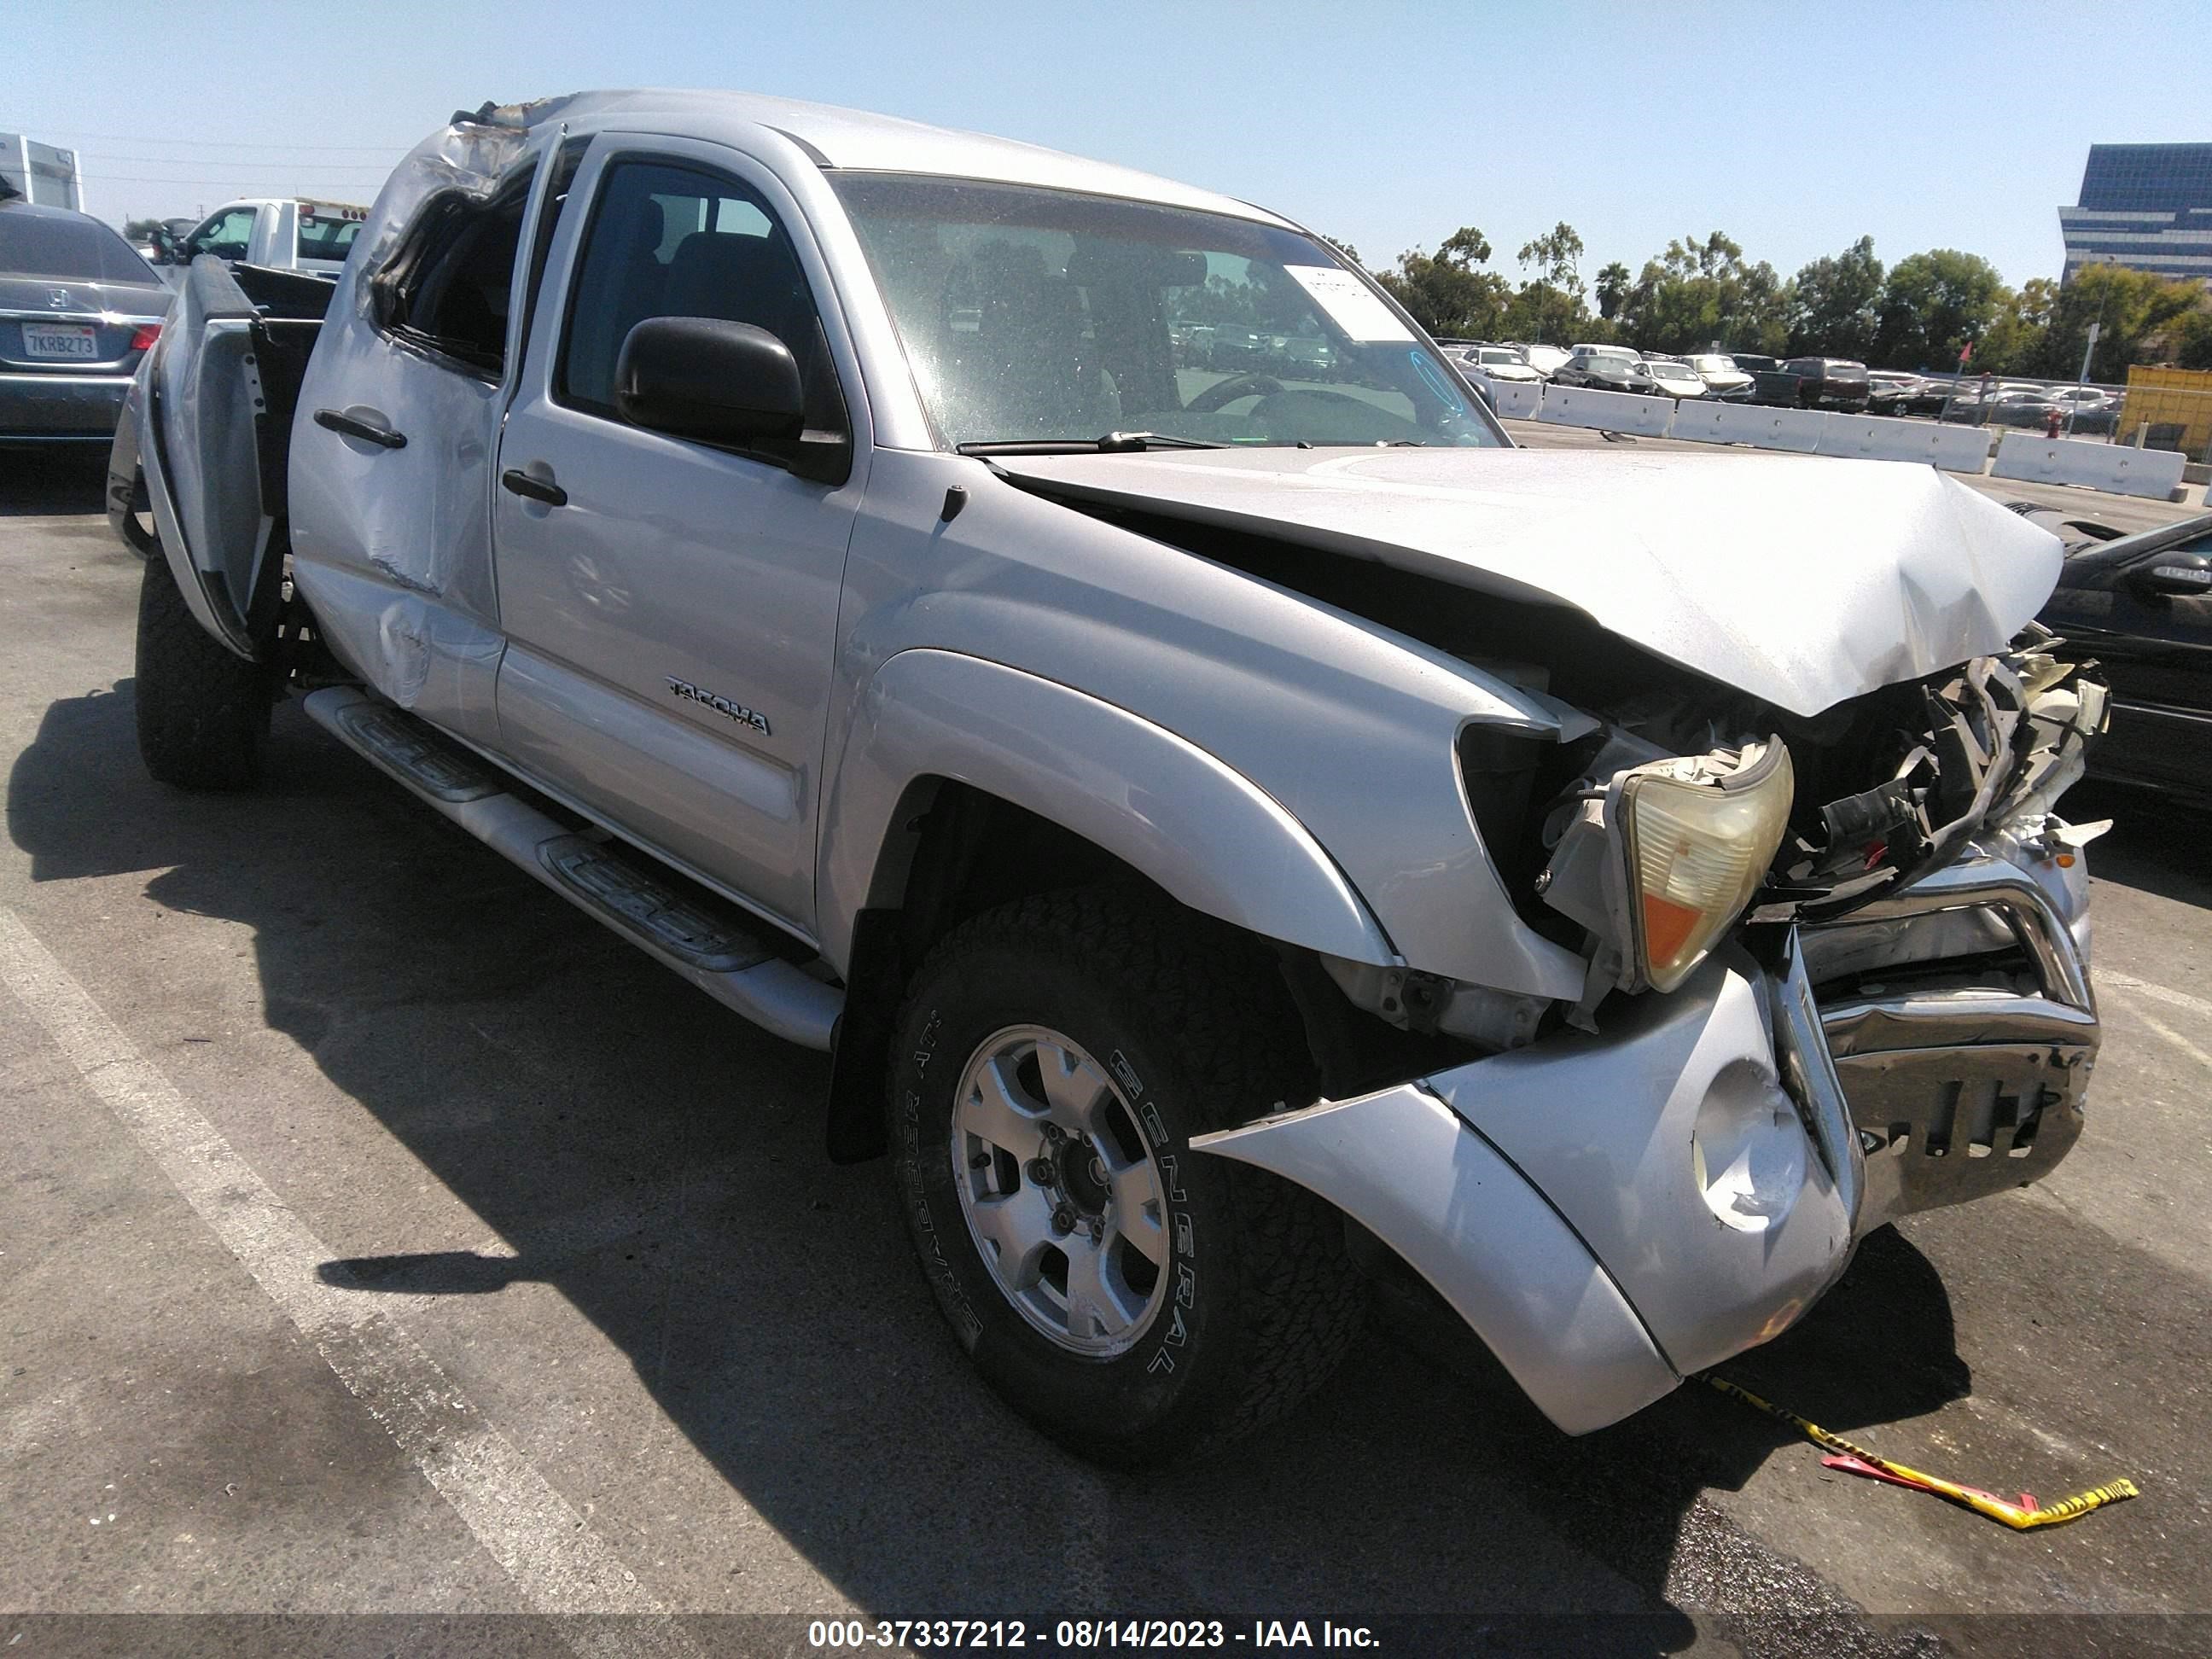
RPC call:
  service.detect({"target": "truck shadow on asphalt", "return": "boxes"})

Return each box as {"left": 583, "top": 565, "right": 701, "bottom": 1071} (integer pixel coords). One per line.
{"left": 17, "top": 673, "right": 2175, "bottom": 1656}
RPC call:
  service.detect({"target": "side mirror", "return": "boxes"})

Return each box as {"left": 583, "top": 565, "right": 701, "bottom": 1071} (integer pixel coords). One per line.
{"left": 2130, "top": 552, "right": 2212, "bottom": 598}
{"left": 615, "top": 316, "right": 806, "bottom": 448}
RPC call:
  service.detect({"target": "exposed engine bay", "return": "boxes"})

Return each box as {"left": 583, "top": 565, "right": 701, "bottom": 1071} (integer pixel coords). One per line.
{"left": 1033, "top": 493, "right": 2109, "bottom": 1027}
{"left": 1532, "top": 626, "right": 2107, "bottom": 1006}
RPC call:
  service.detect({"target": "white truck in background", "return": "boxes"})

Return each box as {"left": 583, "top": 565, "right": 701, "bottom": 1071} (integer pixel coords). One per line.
{"left": 152, "top": 198, "right": 368, "bottom": 277}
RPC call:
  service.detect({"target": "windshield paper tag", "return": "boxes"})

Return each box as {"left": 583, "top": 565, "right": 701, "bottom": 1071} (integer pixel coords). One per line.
{"left": 1284, "top": 265, "right": 1414, "bottom": 342}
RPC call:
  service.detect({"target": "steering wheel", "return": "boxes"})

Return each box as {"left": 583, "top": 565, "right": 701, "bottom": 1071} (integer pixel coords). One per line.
{"left": 1185, "top": 373, "right": 1283, "bottom": 413}
{"left": 1249, "top": 387, "right": 1412, "bottom": 442}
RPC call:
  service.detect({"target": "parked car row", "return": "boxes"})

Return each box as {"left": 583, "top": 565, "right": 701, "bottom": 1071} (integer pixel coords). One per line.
{"left": 1447, "top": 341, "right": 1870, "bottom": 410}
{"left": 1442, "top": 339, "right": 2133, "bottom": 435}
{"left": 1941, "top": 379, "right": 2123, "bottom": 434}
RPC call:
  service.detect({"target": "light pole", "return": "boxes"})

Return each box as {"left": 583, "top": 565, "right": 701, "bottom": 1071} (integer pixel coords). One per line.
{"left": 2067, "top": 253, "right": 2116, "bottom": 438}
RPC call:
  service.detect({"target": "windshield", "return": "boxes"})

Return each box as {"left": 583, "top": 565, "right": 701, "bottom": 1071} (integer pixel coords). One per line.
{"left": 1478, "top": 348, "right": 1522, "bottom": 364}
{"left": 1690, "top": 355, "right": 1733, "bottom": 373}
{"left": 830, "top": 173, "right": 1503, "bottom": 451}
{"left": 1645, "top": 360, "right": 1691, "bottom": 375}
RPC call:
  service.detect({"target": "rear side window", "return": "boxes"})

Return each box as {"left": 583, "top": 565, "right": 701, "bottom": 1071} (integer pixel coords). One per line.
{"left": 0, "top": 210, "right": 160, "bottom": 282}
{"left": 557, "top": 156, "right": 844, "bottom": 437}
{"left": 373, "top": 168, "right": 535, "bottom": 378}
{"left": 295, "top": 213, "right": 362, "bottom": 263}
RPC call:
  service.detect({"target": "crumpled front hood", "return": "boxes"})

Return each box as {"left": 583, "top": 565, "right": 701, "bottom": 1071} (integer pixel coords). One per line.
{"left": 991, "top": 446, "right": 2063, "bottom": 717}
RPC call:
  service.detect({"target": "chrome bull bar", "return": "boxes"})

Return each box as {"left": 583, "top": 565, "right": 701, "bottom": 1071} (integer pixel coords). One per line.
{"left": 1796, "top": 840, "right": 2098, "bottom": 1231}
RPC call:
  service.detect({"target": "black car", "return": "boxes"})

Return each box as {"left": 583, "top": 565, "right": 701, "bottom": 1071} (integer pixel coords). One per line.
{"left": 1, "top": 200, "right": 172, "bottom": 444}
{"left": 2034, "top": 509, "right": 2212, "bottom": 801}
{"left": 1866, "top": 371, "right": 1950, "bottom": 417}
{"left": 1550, "top": 348, "right": 1660, "bottom": 395}
{"left": 1726, "top": 352, "right": 1783, "bottom": 375}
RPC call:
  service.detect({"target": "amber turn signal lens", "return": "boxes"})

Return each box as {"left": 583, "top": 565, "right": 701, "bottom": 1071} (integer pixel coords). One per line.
{"left": 1621, "top": 740, "right": 1795, "bottom": 992}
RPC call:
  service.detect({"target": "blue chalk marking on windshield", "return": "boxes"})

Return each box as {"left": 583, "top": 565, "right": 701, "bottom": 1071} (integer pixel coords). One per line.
{"left": 1411, "top": 350, "right": 1467, "bottom": 413}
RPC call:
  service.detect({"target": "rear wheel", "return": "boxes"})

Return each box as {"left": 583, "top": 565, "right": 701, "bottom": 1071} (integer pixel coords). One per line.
{"left": 133, "top": 549, "right": 274, "bottom": 790}
{"left": 888, "top": 888, "right": 1363, "bottom": 1466}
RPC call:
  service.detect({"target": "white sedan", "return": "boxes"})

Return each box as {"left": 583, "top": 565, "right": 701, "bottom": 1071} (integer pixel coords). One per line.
{"left": 1640, "top": 357, "right": 1710, "bottom": 399}
{"left": 1686, "top": 352, "right": 1754, "bottom": 399}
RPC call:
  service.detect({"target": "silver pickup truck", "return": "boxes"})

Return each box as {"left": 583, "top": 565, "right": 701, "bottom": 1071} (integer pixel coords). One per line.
{"left": 107, "top": 90, "right": 2109, "bottom": 1466}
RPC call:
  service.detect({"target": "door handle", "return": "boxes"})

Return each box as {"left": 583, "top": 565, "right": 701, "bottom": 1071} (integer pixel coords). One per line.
{"left": 313, "top": 408, "right": 406, "bottom": 449}
{"left": 501, "top": 467, "right": 568, "bottom": 507}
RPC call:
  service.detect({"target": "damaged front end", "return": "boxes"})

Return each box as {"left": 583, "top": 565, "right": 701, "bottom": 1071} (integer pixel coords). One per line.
{"left": 1535, "top": 626, "right": 2108, "bottom": 1230}
{"left": 1201, "top": 626, "right": 2109, "bottom": 1437}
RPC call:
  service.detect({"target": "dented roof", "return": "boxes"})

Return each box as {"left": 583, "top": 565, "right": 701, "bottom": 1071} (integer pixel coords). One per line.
{"left": 446, "top": 89, "right": 1293, "bottom": 225}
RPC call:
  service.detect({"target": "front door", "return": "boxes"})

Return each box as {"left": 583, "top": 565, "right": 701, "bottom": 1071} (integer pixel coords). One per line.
{"left": 491, "top": 142, "right": 866, "bottom": 940}
{"left": 2088, "top": 530, "right": 2212, "bottom": 793}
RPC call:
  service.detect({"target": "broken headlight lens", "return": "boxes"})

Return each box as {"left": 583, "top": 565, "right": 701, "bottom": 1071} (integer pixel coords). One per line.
{"left": 1621, "top": 738, "right": 1795, "bottom": 992}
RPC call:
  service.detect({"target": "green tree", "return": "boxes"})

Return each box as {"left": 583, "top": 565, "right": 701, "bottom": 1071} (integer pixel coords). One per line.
{"left": 1871, "top": 249, "right": 2007, "bottom": 371}
{"left": 1517, "top": 222, "right": 1586, "bottom": 292}
{"left": 2173, "top": 304, "right": 2212, "bottom": 371}
{"left": 1789, "top": 235, "right": 1884, "bottom": 358}
{"left": 1972, "top": 278, "right": 2056, "bottom": 375}
{"left": 1321, "top": 236, "right": 1364, "bottom": 269}
{"left": 1374, "top": 226, "right": 1511, "bottom": 339}
{"left": 1615, "top": 233, "right": 1790, "bottom": 355}
{"left": 2028, "top": 263, "right": 2204, "bottom": 381}
{"left": 1506, "top": 222, "right": 1588, "bottom": 344}
{"left": 1594, "top": 260, "right": 1632, "bottom": 321}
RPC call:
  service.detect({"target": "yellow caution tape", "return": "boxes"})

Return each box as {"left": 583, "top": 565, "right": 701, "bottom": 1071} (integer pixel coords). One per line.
{"left": 1703, "top": 1373, "right": 2139, "bottom": 1531}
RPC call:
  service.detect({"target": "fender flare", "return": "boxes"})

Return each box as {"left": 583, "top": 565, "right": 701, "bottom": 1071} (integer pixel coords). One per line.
{"left": 817, "top": 649, "right": 1399, "bottom": 975}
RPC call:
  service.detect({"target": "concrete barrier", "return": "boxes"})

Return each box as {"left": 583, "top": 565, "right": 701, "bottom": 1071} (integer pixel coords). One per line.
{"left": 1668, "top": 400, "right": 1828, "bottom": 452}
{"left": 1990, "top": 433, "right": 2188, "bottom": 500}
{"left": 1490, "top": 380, "right": 1544, "bottom": 420}
{"left": 1816, "top": 414, "right": 1993, "bottom": 474}
{"left": 1535, "top": 384, "right": 1675, "bottom": 438}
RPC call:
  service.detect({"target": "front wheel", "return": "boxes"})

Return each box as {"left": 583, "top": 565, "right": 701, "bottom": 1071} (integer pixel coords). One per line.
{"left": 888, "top": 888, "right": 1362, "bottom": 1465}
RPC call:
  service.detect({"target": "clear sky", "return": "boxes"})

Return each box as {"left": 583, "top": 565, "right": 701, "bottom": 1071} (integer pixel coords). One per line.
{"left": 16, "top": 0, "right": 2212, "bottom": 289}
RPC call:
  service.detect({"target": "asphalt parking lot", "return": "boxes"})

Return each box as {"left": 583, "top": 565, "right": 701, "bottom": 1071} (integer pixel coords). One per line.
{"left": 3, "top": 445, "right": 2209, "bottom": 1659}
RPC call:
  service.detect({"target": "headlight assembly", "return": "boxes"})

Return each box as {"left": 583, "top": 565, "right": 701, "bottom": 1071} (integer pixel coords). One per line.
{"left": 1619, "top": 738, "right": 1794, "bottom": 992}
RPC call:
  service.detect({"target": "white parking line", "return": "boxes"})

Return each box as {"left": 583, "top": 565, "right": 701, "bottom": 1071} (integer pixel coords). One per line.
{"left": 0, "top": 907, "right": 700, "bottom": 1655}
{"left": 2102, "top": 970, "right": 2212, "bottom": 1030}
{"left": 2133, "top": 1010, "right": 2212, "bottom": 1071}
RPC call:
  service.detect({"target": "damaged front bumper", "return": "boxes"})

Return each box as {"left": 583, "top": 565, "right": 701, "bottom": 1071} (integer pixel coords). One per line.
{"left": 1802, "top": 824, "right": 2096, "bottom": 1231}
{"left": 1196, "top": 827, "right": 2097, "bottom": 1437}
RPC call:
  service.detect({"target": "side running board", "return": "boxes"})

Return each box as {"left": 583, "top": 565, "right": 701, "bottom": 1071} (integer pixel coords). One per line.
{"left": 302, "top": 686, "right": 841, "bottom": 1050}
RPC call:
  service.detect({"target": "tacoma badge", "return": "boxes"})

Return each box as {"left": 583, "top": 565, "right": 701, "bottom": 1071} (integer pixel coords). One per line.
{"left": 666, "top": 675, "right": 770, "bottom": 736}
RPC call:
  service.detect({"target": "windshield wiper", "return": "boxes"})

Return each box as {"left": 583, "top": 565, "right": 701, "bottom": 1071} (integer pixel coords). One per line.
{"left": 956, "top": 431, "right": 1227, "bottom": 456}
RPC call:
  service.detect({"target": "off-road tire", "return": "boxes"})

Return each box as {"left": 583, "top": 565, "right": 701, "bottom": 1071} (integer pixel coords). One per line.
{"left": 888, "top": 887, "right": 1363, "bottom": 1465}
{"left": 134, "top": 548, "right": 273, "bottom": 790}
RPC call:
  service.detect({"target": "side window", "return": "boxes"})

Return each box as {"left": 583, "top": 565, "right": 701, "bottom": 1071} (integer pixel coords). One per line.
{"left": 295, "top": 212, "right": 362, "bottom": 263}
{"left": 373, "top": 167, "right": 535, "bottom": 378}
{"left": 188, "top": 207, "right": 257, "bottom": 260}
{"left": 557, "top": 157, "right": 844, "bottom": 438}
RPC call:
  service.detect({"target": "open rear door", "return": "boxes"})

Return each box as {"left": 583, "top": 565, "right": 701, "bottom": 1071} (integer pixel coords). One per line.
{"left": 135, "top": 256, "right": 318, "bottom": 658}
